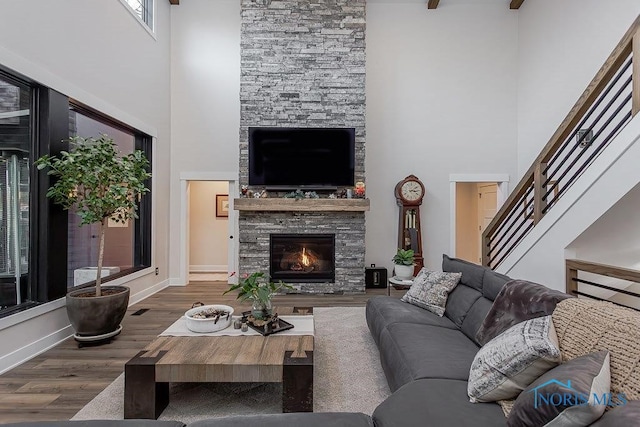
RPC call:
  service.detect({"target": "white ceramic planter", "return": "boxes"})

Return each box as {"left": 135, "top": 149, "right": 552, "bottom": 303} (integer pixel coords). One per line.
{"left": 184, "top": 304, "right": 234, "bottom": 333}
{"left": 394, "top": 264, "right": 414, "bottom": 280}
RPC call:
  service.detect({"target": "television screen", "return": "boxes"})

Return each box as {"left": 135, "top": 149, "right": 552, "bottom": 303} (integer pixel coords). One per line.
{"left": 248, "top": 127, "right": 355, "bottom": 189}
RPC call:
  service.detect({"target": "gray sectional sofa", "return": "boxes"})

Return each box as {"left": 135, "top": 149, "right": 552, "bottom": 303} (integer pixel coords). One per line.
{"left": 4, "top": 255, "right": 637, "bottom": 427}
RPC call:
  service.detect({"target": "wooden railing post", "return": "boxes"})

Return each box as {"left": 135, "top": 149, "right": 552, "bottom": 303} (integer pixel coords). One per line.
{"left": 566, "top": 260, "right": 578, "bottom": 296}
{"left": 633, "top": 27, "right": 640, "bottom": 116}
{"left": 482, "top": 233, "right": 491, "bottom": 267}
{"left": 533, "top": 162, "right": 547, "bottom": 224}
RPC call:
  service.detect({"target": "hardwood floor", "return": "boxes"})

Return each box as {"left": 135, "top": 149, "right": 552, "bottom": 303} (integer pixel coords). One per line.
{"left": 0, "top": 282, "right": 399, "bottom": 423}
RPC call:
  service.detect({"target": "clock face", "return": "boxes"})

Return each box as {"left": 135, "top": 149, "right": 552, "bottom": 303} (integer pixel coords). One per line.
{"left": 401, "top": 180, "right": 423, "bottom": 202}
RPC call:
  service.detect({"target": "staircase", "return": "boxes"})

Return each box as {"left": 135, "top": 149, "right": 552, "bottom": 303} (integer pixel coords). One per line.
{"left": 482, "top": 16, "right": 640, "bottom": 291}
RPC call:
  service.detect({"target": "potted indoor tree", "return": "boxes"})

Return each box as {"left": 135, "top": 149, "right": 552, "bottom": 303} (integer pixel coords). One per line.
{"left": 35, "top": 134, "right": 150, "bottom": 341}
{"left": 392, "top": 248, "right": 415, "bottom": 280}
{"left": 224, "top": 272, "right": 293, "bottom": 320}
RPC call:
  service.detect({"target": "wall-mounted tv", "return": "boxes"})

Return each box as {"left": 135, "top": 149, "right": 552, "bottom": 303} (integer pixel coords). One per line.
{"left": 248, "top": 127, "right": 355, "bottom": 189}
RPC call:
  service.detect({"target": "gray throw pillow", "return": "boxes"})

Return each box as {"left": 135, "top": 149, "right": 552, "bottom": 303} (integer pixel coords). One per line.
{"left": 507, "top": 351, "right": 611, "bottom": 427}
{"left": 401, "top": 268, "right": 462, "bottom": 316}
{"left": 468, "top": 315, "right": 562, "bottom": 403}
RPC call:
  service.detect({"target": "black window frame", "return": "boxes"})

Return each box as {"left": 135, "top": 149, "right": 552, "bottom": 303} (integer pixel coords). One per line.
{"left": 0, "top": 64, "right": 153, "bottom": 318}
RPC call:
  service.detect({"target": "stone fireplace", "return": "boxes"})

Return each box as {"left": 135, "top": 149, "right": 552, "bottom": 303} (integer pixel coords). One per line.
{"left": 237, "top": 0, "right": 367, "bottom": 293}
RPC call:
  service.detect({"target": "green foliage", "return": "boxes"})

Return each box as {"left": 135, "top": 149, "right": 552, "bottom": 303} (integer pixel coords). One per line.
{"left": 35, "top": 134, "right": 151, "bottom": 226}
{"left": 35, "top": 134, "right": 151, "bottom": 295}
{"left": 224, "top": 272, "right": 294, "bottom": 305}
{"left": 392, "top": 248, "right": 415, "bottom": 266}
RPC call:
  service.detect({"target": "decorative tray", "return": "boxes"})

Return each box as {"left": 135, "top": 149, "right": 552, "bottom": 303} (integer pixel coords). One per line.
{"left": 241, "top": 311, "right": 294, "bottom": 336}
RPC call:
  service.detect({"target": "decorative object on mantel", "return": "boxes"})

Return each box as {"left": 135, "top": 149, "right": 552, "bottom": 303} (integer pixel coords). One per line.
{"left": 394, "top": 175, "right": 425, "bottom": 275}
{"left": 283, "top": 189, "right": 320, "bottom": 199}
{"left": 241, "top": 184, "right": 249, "bottom": 197}
{"left": 223, "top": 272, "right": 293, "bottom": 321}
{"left": 253, "top": 189, "right": 267, "bottom": 198}
{"left": 354, "top": 181, "right": 366, "bottom": 198}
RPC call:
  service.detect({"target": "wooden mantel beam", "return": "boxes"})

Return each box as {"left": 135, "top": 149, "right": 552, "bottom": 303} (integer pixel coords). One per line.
{"left": 428, "top": 0, "right": 523, "bottom": 10}
{"left": 169, "top": 0, "right": 179, "bottom": 5}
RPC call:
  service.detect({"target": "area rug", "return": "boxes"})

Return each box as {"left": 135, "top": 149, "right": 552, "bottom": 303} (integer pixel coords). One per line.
{"left": 71, "top": 307, "right": 390, "bottom": 423}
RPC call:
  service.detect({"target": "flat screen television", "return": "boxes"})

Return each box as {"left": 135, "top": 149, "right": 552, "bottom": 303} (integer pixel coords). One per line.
{"left": 248, "top": 127, "right": 355, "bottom": 189}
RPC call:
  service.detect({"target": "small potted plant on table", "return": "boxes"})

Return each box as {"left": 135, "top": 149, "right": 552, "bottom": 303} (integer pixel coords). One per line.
{"left": 36, "top": 134, "right": 150, "bottom": 343}
{"left": 392, "top": 248, "right": 415, "bottom": 280}
{"left": 224, "top": 272, "right": 293, "bottom": 321}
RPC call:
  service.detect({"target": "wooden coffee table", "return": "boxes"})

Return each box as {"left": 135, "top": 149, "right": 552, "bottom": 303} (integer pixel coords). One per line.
{"left": 124, "top": 307, "right": 314, "bottom": 419}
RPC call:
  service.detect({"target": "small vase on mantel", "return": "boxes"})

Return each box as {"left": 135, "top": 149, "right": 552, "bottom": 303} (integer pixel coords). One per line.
{"left": 251, "top": 299, "right": 273, "bottom": 321}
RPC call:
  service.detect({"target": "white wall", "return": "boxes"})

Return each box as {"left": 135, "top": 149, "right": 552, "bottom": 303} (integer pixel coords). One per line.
{"left": 0, "top": 0, "right": 172, "bottom": 372}
{"left": 516, "top": 0, "right": 640, "bottom": 176}
{"left": 170, "top": 0, "right": 241, "bottom": 281}
{"left": 189, "top": 181, "right": 229, "bottom": 271}
{"left": 365, "top": 1, "right": 518, "bottom": 272}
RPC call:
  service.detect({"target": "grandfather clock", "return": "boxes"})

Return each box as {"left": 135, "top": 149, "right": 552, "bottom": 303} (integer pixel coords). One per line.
{"left": 394, "top": 175, "right": 425, "bottom": 275}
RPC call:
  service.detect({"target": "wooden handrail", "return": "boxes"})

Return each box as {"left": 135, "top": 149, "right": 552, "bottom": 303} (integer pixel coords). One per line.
{"left": 483, "top": 15, "right": 640, "bottom": 268}
{"left": 566, "top": 259, "right": 640, "bottom": 311}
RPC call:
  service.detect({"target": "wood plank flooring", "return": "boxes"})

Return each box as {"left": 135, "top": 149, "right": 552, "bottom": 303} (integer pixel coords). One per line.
{"left": 0, "top": 282, "right": 399, "bottom": 423}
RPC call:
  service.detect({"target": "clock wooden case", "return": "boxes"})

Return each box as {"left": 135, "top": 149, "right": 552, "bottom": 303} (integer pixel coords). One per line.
{"left": 394, "top": 175, "right": 425, "bottom": 275}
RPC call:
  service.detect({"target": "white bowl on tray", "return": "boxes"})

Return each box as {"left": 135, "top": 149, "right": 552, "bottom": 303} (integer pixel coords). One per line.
{"left": 184, "top": 304, "right": 234, "bottom": 333}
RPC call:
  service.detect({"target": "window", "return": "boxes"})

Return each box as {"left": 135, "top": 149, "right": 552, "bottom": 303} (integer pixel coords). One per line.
{"left": 67, "top": 104, "right": 152, "bottom": 289}
{"left": 0, "top": 63, "right": 153, "bottom": 318}
{"left": 0, "top": 73, "right": 32, "bottom": 313}
{"left": 121, "top": 0, "right": 154, "bottom": 33}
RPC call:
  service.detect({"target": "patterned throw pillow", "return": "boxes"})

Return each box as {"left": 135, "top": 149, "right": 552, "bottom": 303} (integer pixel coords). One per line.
{"left": 507, "top": 351, "right": 610, "bottom": 427}
{"left": 400, "top": 268, "right": 462, "bottom": 316}
{"left": 468, "top": 315, "right": 562, "bottom": 403}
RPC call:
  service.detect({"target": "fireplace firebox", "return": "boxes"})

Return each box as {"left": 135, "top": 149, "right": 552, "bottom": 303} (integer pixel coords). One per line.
{"left": 270, "top": 234, "right": 335, "bottom": 283}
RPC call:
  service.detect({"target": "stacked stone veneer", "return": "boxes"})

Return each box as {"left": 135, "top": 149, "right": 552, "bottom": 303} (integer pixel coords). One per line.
{"left": 238, "top": 0, "right": 367, "bottom": 293}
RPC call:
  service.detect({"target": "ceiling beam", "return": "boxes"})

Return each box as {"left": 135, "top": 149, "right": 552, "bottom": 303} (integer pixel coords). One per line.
{"left": 169, "top": 0, "right": 179, "bottom": 5}
{"left": 510, "top": 0, "right": 525, "bottom": 9}
{"left": 427, "top": 0, "right": 440, "bottom": 9}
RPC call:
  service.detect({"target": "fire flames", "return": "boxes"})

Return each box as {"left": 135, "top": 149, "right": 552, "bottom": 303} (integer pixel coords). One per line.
{"left": 301, "top": 247, "right": 310, "bottom": 267}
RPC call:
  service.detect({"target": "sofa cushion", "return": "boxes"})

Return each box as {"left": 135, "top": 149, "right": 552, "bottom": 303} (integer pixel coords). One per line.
{"left": 365, "top": 296, "right": 457, "bottom": 345}
{"left": 507, "top": 350, "right": 610, "bottom": 427}
{"left": 188, "top": 413, "right": 373, "bottom": 427}
{"left": 379, "top": 323, "right": 480, "bottom": 391}
{"left": 475, "top": 279, "right": 571, "bottom": 346}
{"left": 443, "top": 254, "right": 486, "bottom": 291}
{"left": 482, "top": 269, "right": 511, "bottom": 300}
{"left": 461, "top": 297, "right": 493, "bottom": 346}
{"left": 590, "top": 400, "right": 640, "bottom": 426}
{"left": 468, "top": 315, "right": 562, "bottom": 402}
{"left": 444, "top": 284, "right": 482, "bottom": 328}
{"left": 400, "top": 268, "right": 461, "bottom": 316}
{"left": 372, "top": 378, "right": 506, "bottom": 427}
{"left": 0, "top": 423, "right": 185, "bottom": 427}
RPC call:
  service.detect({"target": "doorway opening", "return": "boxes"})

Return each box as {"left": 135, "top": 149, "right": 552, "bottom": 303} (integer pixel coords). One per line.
{"left": 450, "top": 174, "right": 509, "bottom": 265}
{"left": 187, "top": 180, "right": 231, "bottom": 283}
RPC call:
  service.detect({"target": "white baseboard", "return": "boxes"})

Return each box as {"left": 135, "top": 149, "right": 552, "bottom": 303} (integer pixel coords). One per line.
{"left": 0, "top": 325, "right": 74, "bottom": 375}
{"left": 128, "top": 279, "right": 170, "bottom": 306}
{"left": 169, "top": 277, "right": 187, "bottom": 286}
{"left": 189, "top": 264, "right": 227, "bottom": 273}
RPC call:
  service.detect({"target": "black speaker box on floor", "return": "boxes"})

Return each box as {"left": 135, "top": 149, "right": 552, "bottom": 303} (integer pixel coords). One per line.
{"left": 365, "top": 265, "right": 388, "bottom": 289}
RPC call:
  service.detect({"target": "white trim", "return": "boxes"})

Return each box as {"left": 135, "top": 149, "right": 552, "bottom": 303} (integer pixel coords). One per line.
{"left": 180, "top": 171, "right": 239, "bottom": 181}
{"left": 0, "top": 298, "right": 66, "bottom": 332}
{"left": 0, "top": 325, "right": 74, "bottom": 375}
{"left": 169, "top": 277, "right": 187, "bottom": 286}
{"left": 128, "top": 279, "right": 169, "bottom": 306}
{"left": 0, "top": 46, "right": 157, "bottom": 137}
{"left": 118, "top": 0, "right": 157, "bottom": 40}
{"left": 449, "top": 174, "right": 510, "bottom": 257}
{"left": 189, "top": 265, "right": 228, "bottom": 273}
